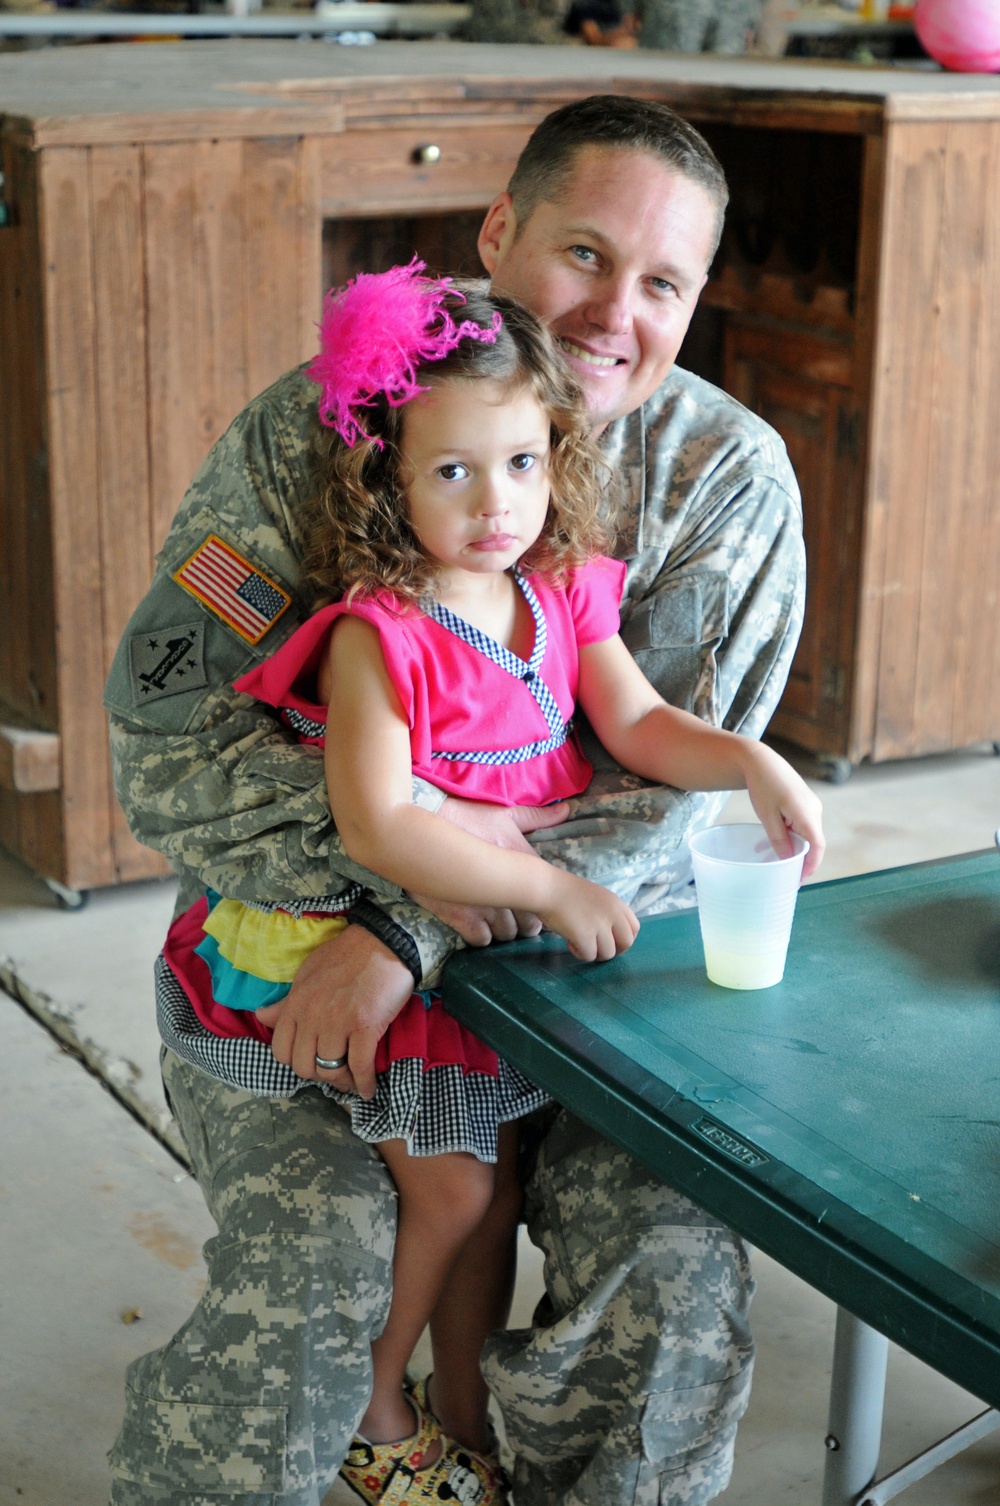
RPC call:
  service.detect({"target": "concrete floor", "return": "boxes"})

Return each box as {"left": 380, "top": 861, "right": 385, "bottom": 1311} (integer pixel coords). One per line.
{"left": 1, "top": 741, "right": 999, "bottom": 1506}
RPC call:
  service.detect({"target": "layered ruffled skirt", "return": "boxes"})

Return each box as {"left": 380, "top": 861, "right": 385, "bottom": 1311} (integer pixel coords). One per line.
{"left": 156, "top": 891, "right": 547, "bottom": 1162}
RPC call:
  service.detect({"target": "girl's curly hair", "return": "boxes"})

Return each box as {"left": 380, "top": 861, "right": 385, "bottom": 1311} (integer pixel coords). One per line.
{"left": 302, "top": 281, "right": 614, "bottom": 606}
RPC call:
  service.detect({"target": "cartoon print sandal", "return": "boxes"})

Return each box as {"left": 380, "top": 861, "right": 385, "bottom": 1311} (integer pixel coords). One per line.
{"left": 404, "top": 1376, "right": 510, "bottom": 1504}
{"left": 338, "top": 1396, "right": 442, "bottom": 1504}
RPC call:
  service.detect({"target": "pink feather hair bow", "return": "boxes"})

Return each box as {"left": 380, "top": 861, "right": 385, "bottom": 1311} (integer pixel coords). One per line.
{"left": 308, "top": 259, "right": 502, "bottom": 447}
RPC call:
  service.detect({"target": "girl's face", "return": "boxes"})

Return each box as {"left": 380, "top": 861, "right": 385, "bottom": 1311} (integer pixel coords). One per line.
{"left": 401, "top": 378, "right": 552, "bottom": 588}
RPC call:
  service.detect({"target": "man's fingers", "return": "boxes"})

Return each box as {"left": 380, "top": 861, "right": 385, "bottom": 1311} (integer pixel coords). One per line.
{"left": 508, "top": 801, "right": 570, "bottom": 835}
{"left": 349, "top": 1040, "right": 378, "bottom": 1101}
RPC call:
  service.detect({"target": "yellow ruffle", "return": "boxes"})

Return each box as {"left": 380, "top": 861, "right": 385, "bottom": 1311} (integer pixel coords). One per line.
{"left": 202, "top": 899, "right": 348, "bottom": 984}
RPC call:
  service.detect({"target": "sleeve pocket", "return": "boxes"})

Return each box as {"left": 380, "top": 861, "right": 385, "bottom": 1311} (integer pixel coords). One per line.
{"left": 108, "top": 1388, "right": 287, "bottom": 1493}
{"left": 621, "top": 571, "right": 730, "bottom": 717}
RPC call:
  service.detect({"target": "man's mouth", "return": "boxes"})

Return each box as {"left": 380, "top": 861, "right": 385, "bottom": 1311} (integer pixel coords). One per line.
{"left": 560, "top": 340, "right": 623, "bottom": 370}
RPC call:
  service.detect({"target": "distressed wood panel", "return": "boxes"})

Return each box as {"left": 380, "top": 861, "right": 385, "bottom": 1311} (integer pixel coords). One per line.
{"left": 243, "top": 134, "right": 323, "bottom": 399}
{"left": 89, "top": 143, "right": 168, "bottom": 882}
{"left": 38, "top": 145, "right": 110, "bottom": 888}
{"left": 868, "top": 120, "right": 1000, "bottom": 760}
{"left": 0, "top": 141, "right": 54, "bottom": 731}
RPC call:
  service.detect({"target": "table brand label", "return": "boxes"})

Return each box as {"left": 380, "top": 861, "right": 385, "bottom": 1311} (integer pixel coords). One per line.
{"left": 694, "top": 1116, "right": 768, "bottom": 1169}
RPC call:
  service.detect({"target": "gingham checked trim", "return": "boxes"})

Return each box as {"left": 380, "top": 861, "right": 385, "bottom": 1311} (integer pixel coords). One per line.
{"left": 282, "top": 706, "right": 326, "bottom": 741}
{"left": 426, "top": 569, "right": 571, "bottom": 767}
{"left": 238, "top": 888, "right": 362, "bottom": 918}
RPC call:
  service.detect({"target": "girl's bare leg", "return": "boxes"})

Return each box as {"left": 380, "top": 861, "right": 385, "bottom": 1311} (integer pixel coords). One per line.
{"left": 359, "top": 1141, "right": 496, "bottom": 1447}
{"left": 426, "top": 1122, "right": 523, "bottom": 1454}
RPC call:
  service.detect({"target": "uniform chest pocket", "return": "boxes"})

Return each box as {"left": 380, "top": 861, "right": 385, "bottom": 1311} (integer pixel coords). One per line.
{"left": 620, "top": 571, "right": 730, "bottom": 718}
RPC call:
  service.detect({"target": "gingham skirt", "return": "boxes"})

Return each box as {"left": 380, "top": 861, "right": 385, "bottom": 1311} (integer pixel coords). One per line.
{"left": 155, "top": 952, "right": 548, "bottom": 1163}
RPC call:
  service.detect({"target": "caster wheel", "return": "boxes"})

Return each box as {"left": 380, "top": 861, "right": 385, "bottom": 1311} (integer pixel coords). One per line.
{"left": 45, "top": 878, "right": 89, "bottom": 910}
{"left": 817, "top": 756, "right": 853, "bottom": 786}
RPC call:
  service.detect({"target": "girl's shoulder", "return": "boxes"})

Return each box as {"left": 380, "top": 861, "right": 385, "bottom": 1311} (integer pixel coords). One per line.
{"left": 527, "top": 555, "right": 626, "bottom": 648}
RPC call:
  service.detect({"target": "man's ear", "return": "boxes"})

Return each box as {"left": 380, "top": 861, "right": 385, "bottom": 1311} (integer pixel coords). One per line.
{"left": 478, "top": 192, "right": 517, "bottom": 277}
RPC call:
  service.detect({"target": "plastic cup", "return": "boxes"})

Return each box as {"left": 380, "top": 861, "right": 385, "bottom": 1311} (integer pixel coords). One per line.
{"left": 688, "top": 823, "right": 809, "bottom": 990}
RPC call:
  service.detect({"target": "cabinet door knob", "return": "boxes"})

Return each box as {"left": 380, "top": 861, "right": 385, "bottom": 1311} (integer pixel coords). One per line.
{"left": 414, "top": 144, "right": 442, "bottom": 165}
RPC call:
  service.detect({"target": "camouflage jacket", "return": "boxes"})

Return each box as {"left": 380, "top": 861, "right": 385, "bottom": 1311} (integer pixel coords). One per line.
{"left": 104, "top": 363, "right": 804, "bottom": 987}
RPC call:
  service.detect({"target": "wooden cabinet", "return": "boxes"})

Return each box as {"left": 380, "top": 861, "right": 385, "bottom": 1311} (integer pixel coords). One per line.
{"left": 2, "top": 43, "right": 1000, "bottom": 890}
{"left": 723, "top": 320, "right": 863, "bottom": 759}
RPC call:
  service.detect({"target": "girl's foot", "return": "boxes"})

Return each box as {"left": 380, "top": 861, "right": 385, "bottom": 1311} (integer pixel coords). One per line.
{"left": 340, "top": 1394, "right": 509, "bottom": 1504}
{"left": 408, "top": 1373, "right": 498, "bottom": 1460}
{"left": 339, "top": 1397, "right": 441, "bottom": 1501}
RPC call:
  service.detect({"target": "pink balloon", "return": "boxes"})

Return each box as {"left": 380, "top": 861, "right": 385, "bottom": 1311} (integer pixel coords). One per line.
{"left": 914, "top": 0, "right": 1000, "bottom": 71}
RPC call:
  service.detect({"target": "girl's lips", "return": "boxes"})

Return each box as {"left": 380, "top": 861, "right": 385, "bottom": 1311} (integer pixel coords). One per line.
{"left": 469, "top": 534, "right": 517, "bottom": 552}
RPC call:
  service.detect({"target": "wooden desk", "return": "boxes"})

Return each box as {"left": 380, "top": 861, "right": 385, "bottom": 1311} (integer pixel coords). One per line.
{"left": 444, "top": 849, "right": 1000, "bottom": 1504}
{"left": 3, "top": 45, "right": 1000, "bottom": 890}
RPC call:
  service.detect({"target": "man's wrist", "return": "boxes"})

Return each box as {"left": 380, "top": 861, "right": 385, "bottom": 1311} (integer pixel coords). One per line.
{"left": 349, "top": 898, "right": 421, "bottom": 984}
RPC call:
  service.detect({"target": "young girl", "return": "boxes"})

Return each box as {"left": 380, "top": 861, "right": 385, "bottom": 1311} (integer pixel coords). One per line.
{"left": 160, "top": 264, "right": 823, "bottom": 1505}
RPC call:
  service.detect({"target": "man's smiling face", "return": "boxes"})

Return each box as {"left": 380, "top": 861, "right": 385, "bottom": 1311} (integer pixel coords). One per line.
{"left": 479, "top": 145, "right": 718, "bottom": 431}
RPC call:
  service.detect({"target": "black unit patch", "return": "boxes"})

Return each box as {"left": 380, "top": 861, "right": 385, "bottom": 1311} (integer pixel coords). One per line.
{"left": 129, "top": 621, "right": 209, "bottom": 705}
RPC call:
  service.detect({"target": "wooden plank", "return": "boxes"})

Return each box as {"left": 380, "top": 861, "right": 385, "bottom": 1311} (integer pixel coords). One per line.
{"left": 0, "top": 725, "right": 60, "bottom": 794}
{"left": 0, "top": 139, "right": 54, "bottom": 733}
{"left": 27, "top": 104, "right": 345, "bottom": 150}
{"left": 914, "top": 120, "right": 1000, "bottom": 753}
{"left": 0, "top": 789, "right": 65, "bottom": 882}
{"left": 91, "top": 145, "right": 153, "bottom": 668}
{"left": 142, "top": 140, "right": 245, "bottom": 554}
{"left": 89, "top": 143, "right": 164, "bottom": 882}
{"left": 848, "top": 131, "right": 887, "bottom": 764}
{"left": 887, "top": 93, "right": 1000, "bottom": 124}
{"left": 187, "top": 135, "right": 252, "bottom": 537}
{"left": 37, "top": 145, "right": 113, "bottom": 888}
{"left": 862, "top": 124, "right": 943, "bottom": 762}
{"left": 243, "top": 135, "right": 323, "bottom": 399}
{"left": 869, "top": 120, "right": 1000, "bottom": 760}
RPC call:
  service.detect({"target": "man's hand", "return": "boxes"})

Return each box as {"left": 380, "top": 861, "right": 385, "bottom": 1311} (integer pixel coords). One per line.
{"left": 255, "top": 924, "right": 414, "bottom": 1100}
{"left": 408, "top": 798, "right": 570, "bottom": 945}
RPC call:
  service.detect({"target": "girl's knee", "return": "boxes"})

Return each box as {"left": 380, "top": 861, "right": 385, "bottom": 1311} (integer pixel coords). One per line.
{"left": 395, "top": 1151, "right": 497, "bottom": 1239}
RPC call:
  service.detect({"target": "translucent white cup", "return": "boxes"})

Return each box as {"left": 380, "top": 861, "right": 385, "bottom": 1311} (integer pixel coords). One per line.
{"left": 688, "top": 823, "right": 809, "bottom": 990}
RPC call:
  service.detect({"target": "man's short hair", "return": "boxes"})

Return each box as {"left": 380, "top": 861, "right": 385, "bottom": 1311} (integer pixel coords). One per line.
{"left": 508, "top": 94, "right": 729, "bottom": 258}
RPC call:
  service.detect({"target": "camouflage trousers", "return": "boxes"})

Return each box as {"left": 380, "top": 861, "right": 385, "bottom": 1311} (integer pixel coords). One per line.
{"left": 108, "top": 1050, "right": 755, "bottom": 1505}
{"left": 638, "top": 0, "right": 763, "bottom": 53}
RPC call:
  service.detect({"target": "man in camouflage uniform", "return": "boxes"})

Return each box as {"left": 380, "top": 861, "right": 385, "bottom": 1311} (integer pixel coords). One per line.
{"left": 105, "top": 96, "right": 803, "bottom": 1506}
{"left": 464, "top": 0, "right": 762, "bottom": 53}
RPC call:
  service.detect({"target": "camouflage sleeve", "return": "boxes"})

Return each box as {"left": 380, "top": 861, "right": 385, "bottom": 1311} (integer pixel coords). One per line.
{"left": 105, "top": 372, "right": 400, "bottom": 914}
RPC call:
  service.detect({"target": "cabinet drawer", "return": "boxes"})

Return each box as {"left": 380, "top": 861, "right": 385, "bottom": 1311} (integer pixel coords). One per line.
{"left": 320, "top": 125, "right": 529, "bottom": 216}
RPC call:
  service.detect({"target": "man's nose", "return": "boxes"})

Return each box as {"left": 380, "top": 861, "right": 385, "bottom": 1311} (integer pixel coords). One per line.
{"left": 584, "top": 275, "right": 633, "bottom": 335}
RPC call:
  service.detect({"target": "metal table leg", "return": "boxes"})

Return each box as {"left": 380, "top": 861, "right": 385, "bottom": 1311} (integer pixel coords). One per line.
{"left": 822, "top": 1308, "right": 889, "bottom": 1506}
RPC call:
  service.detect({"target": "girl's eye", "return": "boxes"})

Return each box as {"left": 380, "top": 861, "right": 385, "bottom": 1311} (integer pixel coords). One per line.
{"left": 436, "top": 463, "right": 468, "bottom": 482}
{"left": 509, "top": 453, "right": 536, "bottom": 473}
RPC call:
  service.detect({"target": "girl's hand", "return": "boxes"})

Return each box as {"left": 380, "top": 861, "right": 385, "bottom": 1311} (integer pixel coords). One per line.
{"left": 537, "top": 870, "right": 640, "bottom": 961}
{"left": 741, "top": 742, "right": 826, "bottom": 880}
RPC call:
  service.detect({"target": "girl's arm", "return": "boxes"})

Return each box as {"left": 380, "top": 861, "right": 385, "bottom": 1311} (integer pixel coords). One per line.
{"left": 324, "top": 617, "right": 638, "bottom": 960}
{"left": 577, "top": 634, "right": 826, "bottom": 878}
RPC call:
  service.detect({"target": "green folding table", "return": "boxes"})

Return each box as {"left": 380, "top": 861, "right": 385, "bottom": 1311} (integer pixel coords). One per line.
{"left": 443, "top": 849, "right": 1000, "bottom": 1505}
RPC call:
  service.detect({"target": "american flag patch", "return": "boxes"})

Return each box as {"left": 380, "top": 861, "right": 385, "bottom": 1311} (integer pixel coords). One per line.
{"left": 173, "top": 535, "right": 292, "bottom": 645}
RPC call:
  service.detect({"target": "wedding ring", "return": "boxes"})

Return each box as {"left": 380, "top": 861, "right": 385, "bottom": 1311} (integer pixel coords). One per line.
{"left": 314, "top": 1053, "right": 348, "bottom": 1072}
